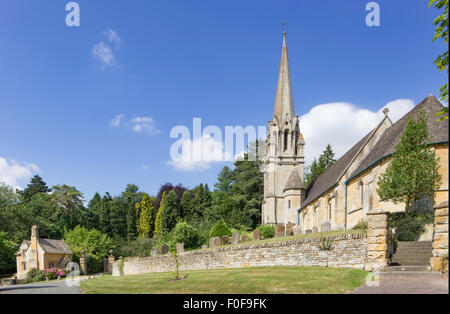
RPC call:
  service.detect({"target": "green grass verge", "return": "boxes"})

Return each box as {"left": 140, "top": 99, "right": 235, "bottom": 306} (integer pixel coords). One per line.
{"left": 80, "top": 266, "right": 368, "bottom": 294}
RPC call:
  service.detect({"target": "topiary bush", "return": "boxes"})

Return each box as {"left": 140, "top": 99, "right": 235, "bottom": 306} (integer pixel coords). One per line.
{"left": 209, "top": 219, "right": 232, "bottom": 241}
{"left": 257, "top": 225, "right": 275, "bottom": 239}
{"left": 172, "top": 221, "right": 201, "bottom": 249}
{"left": 389, "top": 211, "right": 434, "bottom": 241}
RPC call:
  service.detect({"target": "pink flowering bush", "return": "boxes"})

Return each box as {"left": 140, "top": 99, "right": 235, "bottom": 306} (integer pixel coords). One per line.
{"left": 44, "top": 268, "right": 66, "bottom": 280}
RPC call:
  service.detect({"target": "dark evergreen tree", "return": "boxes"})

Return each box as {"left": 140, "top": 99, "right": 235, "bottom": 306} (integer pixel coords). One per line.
{"left": 161, "top": 190, "right": 180, "bottom": 233}
{"left": 19, "top": 175, "right": 51, "bottom": 203}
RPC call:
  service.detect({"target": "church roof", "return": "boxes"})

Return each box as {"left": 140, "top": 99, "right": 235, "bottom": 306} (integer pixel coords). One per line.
{"left": 273, "top": 32, "right": 295, "bottom": 123}
{"left": 349, "top": 95, "right": 448, "bottom": 180}
{"left": 301, "top": 94, "right": 448, "bottom": 209}
{"left": 38, "top": 239, "right": 73, "bottom": 255}
{"left": 302, "top": 127, "right": 377, "bottom": 207}
{"left": 283, "top": 168, "right": 304, "bottom": 191}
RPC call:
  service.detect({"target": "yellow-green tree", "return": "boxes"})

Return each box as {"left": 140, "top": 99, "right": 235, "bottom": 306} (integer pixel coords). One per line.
{"left": 137, "top": 194, "right": 154, "bottom": 238}
{"left": 154, "top": 192, "right": 166, "bottom": 235}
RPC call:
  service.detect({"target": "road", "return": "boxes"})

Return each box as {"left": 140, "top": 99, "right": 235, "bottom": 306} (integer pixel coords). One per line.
{"left": 0, "top": 277, "right": 91, "bottom": 294}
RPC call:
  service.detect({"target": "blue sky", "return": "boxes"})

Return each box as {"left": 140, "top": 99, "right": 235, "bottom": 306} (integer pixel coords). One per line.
{"left": 0, "top": 0, "right": 447, "bottom": 202}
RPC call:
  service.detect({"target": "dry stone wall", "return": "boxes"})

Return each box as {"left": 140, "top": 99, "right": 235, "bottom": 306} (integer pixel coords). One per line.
{"left": 112, "top": 233, "right": 367, "bottom": 277}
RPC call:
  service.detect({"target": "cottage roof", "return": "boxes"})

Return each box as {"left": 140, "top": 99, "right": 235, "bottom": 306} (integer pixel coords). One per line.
{"left": 38, "top": 239, "right": 73, "bottom": 255}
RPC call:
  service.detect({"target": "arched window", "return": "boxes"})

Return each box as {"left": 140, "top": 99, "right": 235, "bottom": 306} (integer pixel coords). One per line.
{"left": 328, "top": 197, "right": 332, "bottom": 221}
{"left": 284, "top": 131, "right": 288, "bottom": 152}
{"left": 359, "top": 181, "right": 364, "bottom": 208}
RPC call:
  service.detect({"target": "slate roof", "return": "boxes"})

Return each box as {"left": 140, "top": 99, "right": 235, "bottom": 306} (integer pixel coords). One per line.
{"left": 283, "top": 168, "right": 304, "bottom": 191}
{"left": 38, "top": 239, "right": 73, "bottom": 255}
{"left": 349, "top": 95, "right": 448, "bottom": 180}
{"left": 301, "top": 128, "right": 377, "bottom": 208}
{"left": 301, "top": 94, "right": 448, "bottom": 209}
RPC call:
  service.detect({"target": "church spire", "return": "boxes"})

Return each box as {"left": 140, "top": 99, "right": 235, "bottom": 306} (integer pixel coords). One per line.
{"left": 273, "top": 31, "right": 295, "bottom": 123}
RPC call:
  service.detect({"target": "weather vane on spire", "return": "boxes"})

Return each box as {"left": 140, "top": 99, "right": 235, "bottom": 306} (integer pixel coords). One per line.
{"left": 282, "top": 21, "right": 288, "bottom": 33}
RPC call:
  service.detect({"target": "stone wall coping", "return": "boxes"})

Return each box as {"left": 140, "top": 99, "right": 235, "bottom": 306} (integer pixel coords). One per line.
{"left": 117, "top": 233, "right": 367, "bottom": 264}
{"left": 366, "top": 209, "right": 391, "bottom": 215}
{"left": 434, "top": 201, "right": 449, "bottom": 209}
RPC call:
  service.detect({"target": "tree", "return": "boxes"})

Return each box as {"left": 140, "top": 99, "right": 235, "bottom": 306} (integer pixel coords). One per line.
{"left": 64, "top": 226, "right": 114, "bottom": 273}
{"left": 180, "top": 190, "right": 195, "bottom": 221}
{"left": 0, "top": 231, "right": 19, "bottom": 274}
{"left": 84, "top": 193, "right": 101, "bottom": 230}
{"left": 161, "top": 190, "right": 180, "bottom": 233}
{"left": 304, "top": 144, "right": 336, "bottom": 189}
{"left": 136, "top": 194, "right": 155, "bottom": 238}
{"left": 229, "top": 153, "right": 263, "bottom": 229}
{"left": 172, "top": 222, "right": 201, "bottom": 249}
{"left": 377, "top": 111, "right": 442, "bottom": 210}
{"left": 154, "top": 192, "right": 166, "bottom": 235}
{"left": 153, "top": 183, "right": 188, "bottom": 212}
{"left": 0, "top": 183, "right": 27, "bottom": 241}
{"left": 429, "top": 0, "right": 449, "bottom": 119}
{"left": 19, "top": 175, "right": 50, "bottom": 203}
{"left": 212, "top": 166, "right": 234, "bottom": 223}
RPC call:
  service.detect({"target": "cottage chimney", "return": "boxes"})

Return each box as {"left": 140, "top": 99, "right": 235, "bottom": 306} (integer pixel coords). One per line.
{"left": 31, "top": 225, "right": 39, "bottom": 239}
{"left": 30, "top": 225, "right": 40, "bottom": 270}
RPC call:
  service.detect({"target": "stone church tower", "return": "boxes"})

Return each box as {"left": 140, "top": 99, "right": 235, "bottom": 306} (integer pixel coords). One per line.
{"left": 262, "top": 32, "right": 305, "bottom": 226}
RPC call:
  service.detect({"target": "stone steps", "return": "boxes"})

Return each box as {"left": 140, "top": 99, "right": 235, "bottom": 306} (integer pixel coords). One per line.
{"left": 386, "top": 265, "right": 431, "bottom": 272}
{"left": 389, "top": 241, "right": 433, "bottom": 267}
{"left": 379, "top": 271, "right": 442, "bottom": 278}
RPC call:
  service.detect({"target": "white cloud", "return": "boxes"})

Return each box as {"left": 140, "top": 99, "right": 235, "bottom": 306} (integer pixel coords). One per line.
{"left": 110, "top": 114, "right": 124, "bottom": 127}
{"left": 92, "top": 42, "right": 115, "bottom": 68}
{"left": 92, "top": 29, "right": 123, "bottom": 69}
{"left": 109, "top": 115, "right": 160, "bottom": 135}
{"left": 130, "top": 116, "right": 160, "bottom": 135}
{"left": 167, "top": 135, "right": 233, "bottom": 172}
{"left": 103, "top": 29, "right": 123, "bottom": 49}
{"left": 0, "top": 157, "right": 41, "bottom": 190}
{"left": 300, "top": 98, "right": 415, "bottom": 166}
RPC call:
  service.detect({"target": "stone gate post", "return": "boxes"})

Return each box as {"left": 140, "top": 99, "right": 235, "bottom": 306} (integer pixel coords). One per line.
{"left": 107, "top": 249, "right": 115, "bottom": 274}
{"left": 430, "top": 201, "right": 449, "bottom": 271}
{"left": 365, "top": 209, "right": 390, "bottom": 271}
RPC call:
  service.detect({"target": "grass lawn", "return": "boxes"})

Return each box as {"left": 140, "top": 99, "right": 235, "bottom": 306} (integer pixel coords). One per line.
{"left": 80, "top": 266, "right": 368, "bottom": 294}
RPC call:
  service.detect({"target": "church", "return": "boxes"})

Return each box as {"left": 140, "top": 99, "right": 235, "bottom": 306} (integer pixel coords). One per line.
{"left": 262, "top": 32, "right": 449, "bottom": 233}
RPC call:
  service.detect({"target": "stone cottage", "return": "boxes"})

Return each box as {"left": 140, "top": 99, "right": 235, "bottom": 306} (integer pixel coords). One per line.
{"left": 15, "top": 225, "right": 73, "bottom": 279}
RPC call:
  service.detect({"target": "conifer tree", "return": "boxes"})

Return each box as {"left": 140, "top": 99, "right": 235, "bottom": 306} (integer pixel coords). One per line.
{"left": 377, "top": 111, "right": 442, "bottom": 210}
{"left": 161, "top": 190, "right": 179, "bottom": 233}
{"left": 154, "top": 192, "right": 166, "bottom": 235}
{"left": 137, "top": 194, "right": 154, "bottom": 238}
{"left": 19, "top": 175, "right": 51, "bottom": 203}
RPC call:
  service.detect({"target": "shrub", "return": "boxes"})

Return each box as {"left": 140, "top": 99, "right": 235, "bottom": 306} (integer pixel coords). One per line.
{"left": 209, "top": 219, "right": 232, "bottom": 240}
{"left": 172, "top": 222, "right": 201, "bottom": 249}
{"left": 389, "top": 211, "right": 434, "bottom": 241}
{"left": 44, "top": 268, "right": 65, "bottom": 280}
{"left": 24, "top": 269, "right": 46, "bottom": 283}
{"left": 116, "top": 237, "right": 154, "bottom": 258}
{"left": 353, "top": 219, "right": 368, "bottom": 232}
{"left": 318, "top": 237, "right": 333, "bottom": 251}
{"left": 257, "top": 225, "right": 275, "bottom": 239}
